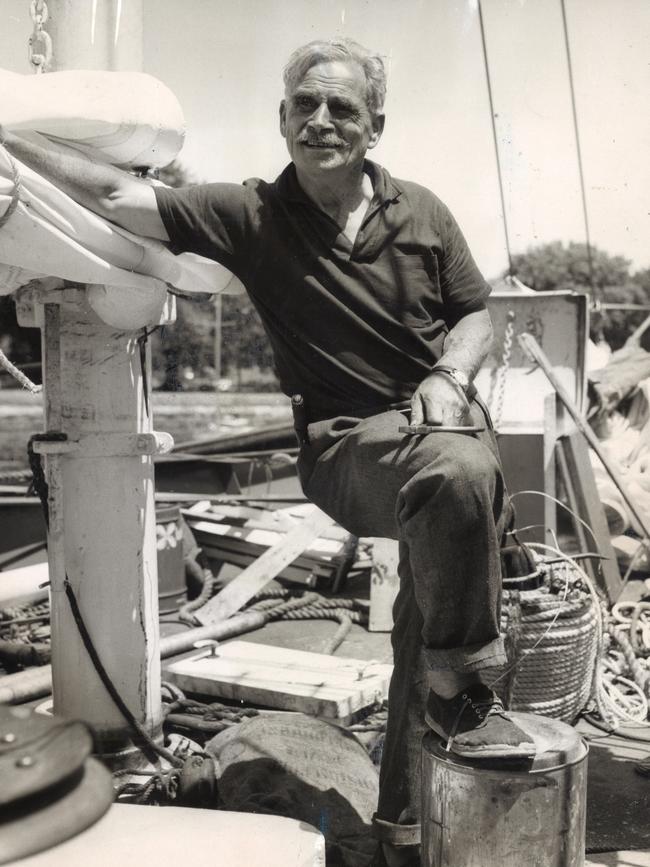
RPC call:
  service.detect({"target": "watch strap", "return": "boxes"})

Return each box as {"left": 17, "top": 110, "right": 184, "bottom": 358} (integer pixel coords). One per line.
{"left": 431, "top": 366, "right": 476, "bottom": 400}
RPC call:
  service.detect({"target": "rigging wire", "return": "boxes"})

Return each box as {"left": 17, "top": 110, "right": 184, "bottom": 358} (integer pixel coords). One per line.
{"left": 477, "top": 0, "right": 513, "bottom": 276}
{"left": 560, "top": 0, "right": 596, "bottom": 290}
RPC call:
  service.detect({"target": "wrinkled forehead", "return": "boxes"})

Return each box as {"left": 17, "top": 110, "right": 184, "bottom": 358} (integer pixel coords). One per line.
{"left": 289, "top": 59, "right": 369, "bottom": 104}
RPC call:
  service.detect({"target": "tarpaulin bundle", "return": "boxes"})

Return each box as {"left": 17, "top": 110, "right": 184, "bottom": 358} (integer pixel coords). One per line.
{"left": 0, "top": 68, "right": 242, "bottom": 322}
{"left": 0, "top": 68, "right": 186, "bottom": 169}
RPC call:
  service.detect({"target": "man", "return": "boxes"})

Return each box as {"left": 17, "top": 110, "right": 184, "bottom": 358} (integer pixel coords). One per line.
{"left": 1, "top": 39, "right": 534, "bottom": 866}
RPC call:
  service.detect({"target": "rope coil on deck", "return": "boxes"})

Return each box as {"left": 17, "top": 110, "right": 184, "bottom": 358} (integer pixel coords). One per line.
{"left": 484, "top": 558, "right": 600, "bottom": 722}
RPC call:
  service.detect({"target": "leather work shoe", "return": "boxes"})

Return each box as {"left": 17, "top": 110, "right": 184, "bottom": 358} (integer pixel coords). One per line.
{"left": 425, "top": 683, "right": 536, "bottom": 759}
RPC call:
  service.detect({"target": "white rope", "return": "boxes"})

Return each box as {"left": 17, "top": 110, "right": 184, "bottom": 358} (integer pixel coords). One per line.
{"left": 486, "top": 554, "right": 571, "bottom": 691}
{"left": 0, "top": 146, "right": 22, "bottom": 230}
{"left": 529, "top": 541, "right": 650, "bottom": 729}
{"left": 509, "top": 488, "right": 601, "bottom": 551}
{"left": 0, "top": 348, "right": 42, "bottom": 394}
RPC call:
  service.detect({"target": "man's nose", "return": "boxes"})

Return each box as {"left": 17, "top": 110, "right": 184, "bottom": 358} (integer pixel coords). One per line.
{"left": 307, "top": 102, "right": 333, "bottom": 131}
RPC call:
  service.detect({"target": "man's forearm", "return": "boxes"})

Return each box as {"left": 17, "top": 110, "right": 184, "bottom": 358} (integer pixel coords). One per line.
{"left": 438, "top": 308, "right": 493, "bottom": 381}
{"left": 0, "top": 128, "right": 166, "bottom": 239}
{"left": 1, "top": 129, "right": 129, "bottom": 218}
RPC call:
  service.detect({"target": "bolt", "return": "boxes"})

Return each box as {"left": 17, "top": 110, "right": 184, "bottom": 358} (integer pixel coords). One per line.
{"left": 0, "top": 733, "right": 16, "bottom": 744}
{"left": 193, "top": 639, "right": 219, "bottom": 657}
{"left": 16, "top": 755, "right": 35, "bottom": 768}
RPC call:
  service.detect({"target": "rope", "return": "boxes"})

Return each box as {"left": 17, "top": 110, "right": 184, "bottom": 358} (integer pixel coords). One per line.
{"left": 64, "top": 578, "right": 183, "bottom": 768}
{"left": 27, "top": 432, "right": 68, "bottom": 527}
{"left": 245, "top": 588, "right": 369, "bottom": 655}
{"left": 0, "top": 466, "right": 34, "bottom": 485}
{"left": 178, "top": 568, "right": 218, "bottom": 627}
{"left": 0, "top": 348, "right": 41, "bottom": 394}
{"left": 0, "top": 147, "right": 23, "bottom": 231}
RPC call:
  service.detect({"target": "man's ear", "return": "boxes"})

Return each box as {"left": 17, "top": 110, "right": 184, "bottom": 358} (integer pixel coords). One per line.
{"left": 367, "top": 113, "right": 385, "bottom": 150}
{"left": 279, "top": 100, "right": 287, "bottom": 138}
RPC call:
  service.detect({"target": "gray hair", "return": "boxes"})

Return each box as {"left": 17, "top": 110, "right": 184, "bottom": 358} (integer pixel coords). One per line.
{"left": 283, "top": 39, "right": 387, "bottom": 116}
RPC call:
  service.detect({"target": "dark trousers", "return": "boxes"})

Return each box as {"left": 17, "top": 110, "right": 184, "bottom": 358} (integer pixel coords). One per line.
{"left": 296, "top": 399, "right": 509, "bottom": 842}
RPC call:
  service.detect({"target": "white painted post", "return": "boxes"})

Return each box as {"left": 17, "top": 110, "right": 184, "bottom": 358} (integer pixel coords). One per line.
{"left": 18, "top": 0, "right": 170, "bottom": 765}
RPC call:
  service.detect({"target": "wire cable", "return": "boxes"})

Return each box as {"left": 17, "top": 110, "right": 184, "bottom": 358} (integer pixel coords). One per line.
{"left": 560, "top": 0, "right": 596, "bottom": 289}
{"left": 477, "top": 0, "right": 513, "bottom": 275}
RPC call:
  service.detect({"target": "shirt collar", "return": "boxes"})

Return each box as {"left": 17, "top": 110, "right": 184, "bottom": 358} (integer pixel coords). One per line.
{"left": 276, "top": 159, "right": 403, "bottom": 209}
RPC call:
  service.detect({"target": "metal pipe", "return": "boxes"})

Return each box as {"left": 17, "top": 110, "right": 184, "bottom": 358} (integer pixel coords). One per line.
{"left": 0, "top": 612, "right": 267, "bottom": 705}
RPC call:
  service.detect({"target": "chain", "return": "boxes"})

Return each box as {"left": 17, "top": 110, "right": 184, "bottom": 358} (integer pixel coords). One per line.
{"left": 493, "top": 310, "right": 515, "bottom": 431}
{"left": 28, "top": 0, "right": 52, "bottom": 74}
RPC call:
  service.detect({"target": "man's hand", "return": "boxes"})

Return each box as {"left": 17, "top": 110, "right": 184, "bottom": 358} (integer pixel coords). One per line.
{"left": 410, "top": 371, "right": 471, "bottom": 427}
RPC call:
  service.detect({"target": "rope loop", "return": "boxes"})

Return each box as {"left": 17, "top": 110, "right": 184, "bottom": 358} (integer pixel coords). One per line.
{"left": 0, "top": 148, "right": 23, "bottom": 231}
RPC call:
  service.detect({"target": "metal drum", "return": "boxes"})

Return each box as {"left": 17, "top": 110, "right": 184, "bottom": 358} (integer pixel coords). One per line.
{"left": 155, "top": 504, "right": 186, "bottom": 614}
{"left": 421, "top": 712, "right": 588, "bottom": 867}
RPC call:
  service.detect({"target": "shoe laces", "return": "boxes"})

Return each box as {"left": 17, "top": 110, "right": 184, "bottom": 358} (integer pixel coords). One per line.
{"left": 445, "top": 693, "right": 505, "bottom": 752}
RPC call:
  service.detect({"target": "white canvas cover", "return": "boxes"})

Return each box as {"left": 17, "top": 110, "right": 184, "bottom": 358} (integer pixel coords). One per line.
{"left": 0, "top": 69, "right": 242, "bottom": 323}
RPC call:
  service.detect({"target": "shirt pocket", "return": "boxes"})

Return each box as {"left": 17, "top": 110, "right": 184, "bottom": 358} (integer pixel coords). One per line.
{"left": 373, "top": 249, "right": 441, "bottom": 328}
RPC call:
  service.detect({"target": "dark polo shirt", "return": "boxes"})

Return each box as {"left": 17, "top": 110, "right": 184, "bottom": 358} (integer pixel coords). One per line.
{"left": 155, "top": 160, "right": 490, "bottom": 420}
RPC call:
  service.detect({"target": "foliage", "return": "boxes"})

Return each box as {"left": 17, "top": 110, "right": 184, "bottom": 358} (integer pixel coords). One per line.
{"left": 0, "top": 296, "right": 41, "bottom": 388}
{"left": 151, "top": 161, "right": 277, "bottom": 390}
{"left": 510, "top": 242, "right": 650, "bottom": 350}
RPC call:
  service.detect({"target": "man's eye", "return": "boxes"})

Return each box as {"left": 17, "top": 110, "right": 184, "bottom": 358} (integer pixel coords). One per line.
{"left": 295, "top": 96, "right": 315, "bottom": 110}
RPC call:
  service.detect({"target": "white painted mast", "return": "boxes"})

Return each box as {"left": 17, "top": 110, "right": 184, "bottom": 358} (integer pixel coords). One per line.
{"left": 16, "top": 0, "right": 172, "bottom": 767}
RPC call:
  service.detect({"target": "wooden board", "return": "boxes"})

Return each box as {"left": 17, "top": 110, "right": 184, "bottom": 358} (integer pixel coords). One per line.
{"left": 164, "top": 640, "right": 393, "bottom": 719}
{"left": 200, "top": 548, "right": 320, "bottom": 588}
{"left": 556, "top": 431, "right": 623, "bottom": 601}
{"left": 194, "top": 506, "right": 336, "bottom": 624}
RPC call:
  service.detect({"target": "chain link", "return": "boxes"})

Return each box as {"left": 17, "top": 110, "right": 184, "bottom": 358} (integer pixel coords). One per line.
{"left": 493, "top": 310, "right": 515, "bottom": 431}
{"left": 28, "top": 0, "right": 52, "bottom": 74}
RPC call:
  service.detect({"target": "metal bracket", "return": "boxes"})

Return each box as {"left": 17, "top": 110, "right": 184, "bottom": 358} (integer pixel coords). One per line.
{"left": 31, "top": 431, "right": 174, "bottom": 457}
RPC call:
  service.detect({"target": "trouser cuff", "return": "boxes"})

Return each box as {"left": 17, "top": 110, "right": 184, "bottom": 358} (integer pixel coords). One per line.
{"left": 372, "top": 815, "right": 421, "bottom": 846}
{"left": 423, "top": 635, "right": 507, "bottom": 672}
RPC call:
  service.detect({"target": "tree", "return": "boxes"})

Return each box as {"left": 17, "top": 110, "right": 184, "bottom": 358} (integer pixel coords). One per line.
{"left": 510, "top": 242, "right": 650, "bottom": 350}
{"left": 151, "top": 160, "right": 277, "bottom": 389}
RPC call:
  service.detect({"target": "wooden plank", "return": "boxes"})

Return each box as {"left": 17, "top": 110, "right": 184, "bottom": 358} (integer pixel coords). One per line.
{"left": 557, "top": 432, "right": 623, "bottom": 602}
{"left": 183, "top": 504, "right": 348, "bottom": 541}
{"left": 164, "top": 640, "right": 392, "bottom": 719}
{"left": 187, "top": 517, "right": 344, "bottom": 558}
{"left": 199, "top": 547, "right": 319, "bottom": 588}
{"left": 191, "top": 532, "right": 343, "bottom": 581}
{"left": 195, "top": 506, "right": 336, "bottom": 624}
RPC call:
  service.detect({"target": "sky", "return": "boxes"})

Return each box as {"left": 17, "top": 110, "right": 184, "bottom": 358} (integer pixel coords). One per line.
{"left": 2, "top": 0, "right": 649, "bottom": 280}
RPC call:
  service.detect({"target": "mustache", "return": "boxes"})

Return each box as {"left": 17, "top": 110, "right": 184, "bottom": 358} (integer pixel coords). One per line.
{"left": 298, "top": 134, "right": 344, "bottom": 147}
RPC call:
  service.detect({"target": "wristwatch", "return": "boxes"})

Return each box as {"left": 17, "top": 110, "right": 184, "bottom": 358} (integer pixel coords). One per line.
{"left": 431, "top": 365, "right": 471, "bottom": 394}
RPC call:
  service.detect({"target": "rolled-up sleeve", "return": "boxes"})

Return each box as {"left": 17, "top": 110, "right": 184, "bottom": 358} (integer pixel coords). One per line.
{"left": 154, "top": 182, "right": 255, "bottom": 282}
